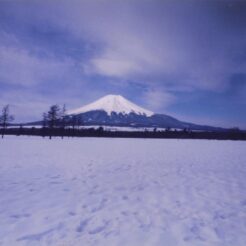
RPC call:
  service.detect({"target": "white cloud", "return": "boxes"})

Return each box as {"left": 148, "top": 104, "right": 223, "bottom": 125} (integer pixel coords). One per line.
{"left": 143, "top": 89, "right": 176, "bottom": 113}
{"left": 89, "top": 58, "right": 140, "bottom": 77}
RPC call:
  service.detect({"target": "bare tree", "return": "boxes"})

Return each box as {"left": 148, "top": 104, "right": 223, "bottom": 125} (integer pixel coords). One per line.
{"left": 47, "top": 105, "right": 60, "bottom": 129}
{"left": 61, "top": 104, "right": 66, "bottom": 127}
{"left": 42, "top": 112, "right": 48, "bottom": 128}
{"left": 0, "top": 105, "right": 14, "bottom": 138}
{"left": 60, "top": 104, "right": 66, "bottom": 139}
{"left": 44, "top": 105, "right": 61, "bottom": 139}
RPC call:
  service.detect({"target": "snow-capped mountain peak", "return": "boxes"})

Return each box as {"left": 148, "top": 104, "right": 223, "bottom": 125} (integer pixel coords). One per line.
{"left": 67, "top": 94, "right": 154, "bottom": 116}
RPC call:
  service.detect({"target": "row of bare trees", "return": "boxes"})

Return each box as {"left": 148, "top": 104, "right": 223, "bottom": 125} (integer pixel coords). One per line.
{"left": 43, "top": 104, "right": 82, "bottom": 128}
{"left": 0, "top": 104, "right": 83, "bottom": 139}
{"left": 42, "top": 104, "right": 83, "bottom": 139}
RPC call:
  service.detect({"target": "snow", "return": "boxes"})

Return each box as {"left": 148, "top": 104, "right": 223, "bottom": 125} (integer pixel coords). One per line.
{"left": 1, "top": 136, "right": 246, "bottom": 246}
{"left": 67, "top": 94, "right": 154, "bottom": 116}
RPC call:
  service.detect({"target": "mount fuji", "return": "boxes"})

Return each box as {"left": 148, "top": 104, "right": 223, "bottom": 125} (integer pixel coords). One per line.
{"left": 67, "top": 95, "right": 153, "bottom": 117}
{"left": 66, "top": 95, "right": 223, "bottom": 131}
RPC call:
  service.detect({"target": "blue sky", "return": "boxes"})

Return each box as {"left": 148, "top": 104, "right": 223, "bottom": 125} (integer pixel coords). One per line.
{"left": 0, "top": 0, "right": 245, "bottom": 128}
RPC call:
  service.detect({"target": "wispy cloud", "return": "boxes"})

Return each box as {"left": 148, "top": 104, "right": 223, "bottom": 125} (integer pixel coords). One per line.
{"left": 0, "top": 45, "right": 74, "bottom": 86}
{"left": 51, "top": 0, "right": 246, "bottom": 91}
{"left": 143, "top": 88, "right": 176, "bottom": 113}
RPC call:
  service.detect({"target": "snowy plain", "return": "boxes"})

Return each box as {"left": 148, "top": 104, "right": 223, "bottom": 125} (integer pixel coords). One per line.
{"left": 0, "top": 136, "right": 246, "bottom": 246}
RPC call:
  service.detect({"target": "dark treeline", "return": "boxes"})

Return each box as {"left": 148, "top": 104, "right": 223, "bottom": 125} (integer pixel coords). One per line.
{"left": 1, "top": 127, "right": 246, "bottom": 140}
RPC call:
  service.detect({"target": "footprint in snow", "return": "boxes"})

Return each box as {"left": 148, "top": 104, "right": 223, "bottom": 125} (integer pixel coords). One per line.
{"left": 10, "top": 214, "right": 31, "bottom": 219}
{"left": 122, "top": 195, "right": 128, "bottom": 200}
{"left": 76, "top": 218, "right": 90, "bottom": 233}
{"left": 50, "top": 175, "right": 60, "bottom": 179}
{"left": 69, "top": 212, "right": 76, "bottom": 216}
{"left": 88, "top": 221, "right": 109, "bottom": 235}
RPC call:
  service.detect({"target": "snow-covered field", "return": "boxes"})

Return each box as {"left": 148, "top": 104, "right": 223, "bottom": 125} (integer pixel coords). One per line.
{"left": 0, "top": 136, "right": 246, "bottom": 246}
